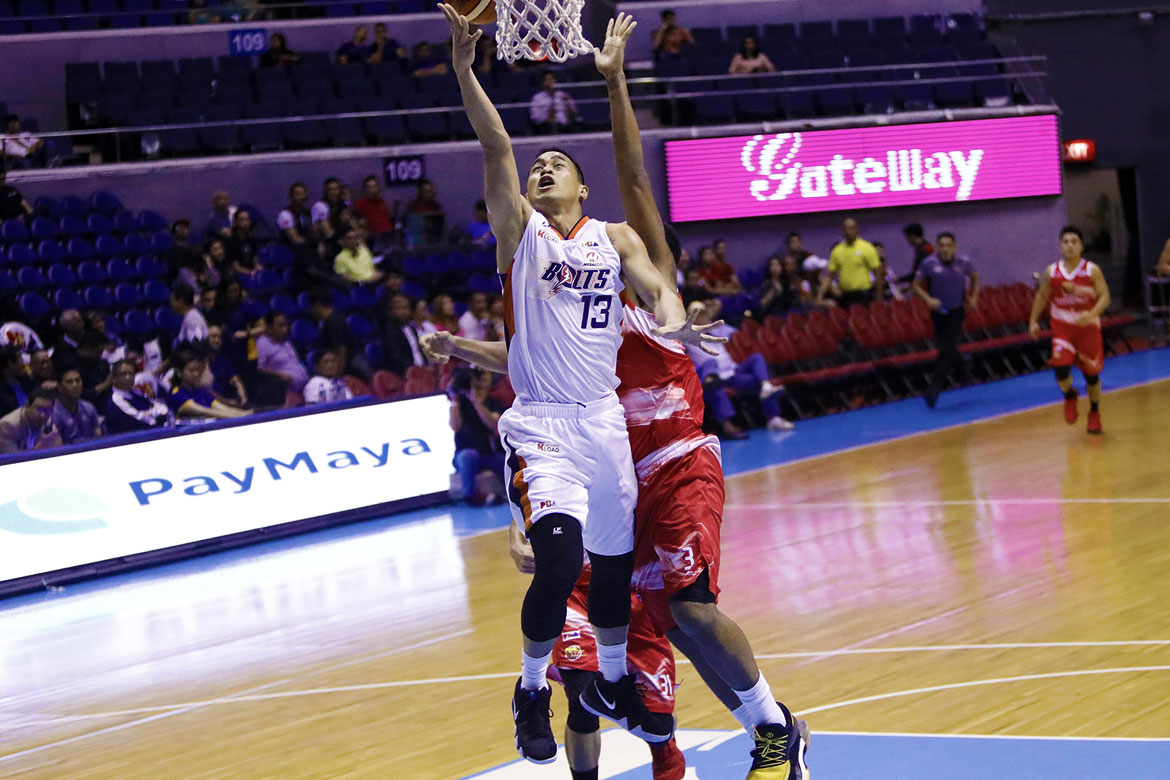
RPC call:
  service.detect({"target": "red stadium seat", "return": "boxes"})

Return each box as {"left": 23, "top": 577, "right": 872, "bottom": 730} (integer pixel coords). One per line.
{"left": 372, "top": 370, "right": 405, "bottom": 400}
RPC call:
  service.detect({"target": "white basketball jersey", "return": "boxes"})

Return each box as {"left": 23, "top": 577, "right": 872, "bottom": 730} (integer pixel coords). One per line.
{"left": 501, "top": 211, "right": 625, "bottom": 404}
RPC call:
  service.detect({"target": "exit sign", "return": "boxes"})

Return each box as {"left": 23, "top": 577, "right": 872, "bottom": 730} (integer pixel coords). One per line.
{"left": 1063, "top": 139, "right": 1096, "bottom": 163}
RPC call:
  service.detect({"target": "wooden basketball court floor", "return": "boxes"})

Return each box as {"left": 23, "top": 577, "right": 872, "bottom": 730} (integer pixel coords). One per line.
{"left": 2, "top": 350, "right": 1170, "bottom": 779}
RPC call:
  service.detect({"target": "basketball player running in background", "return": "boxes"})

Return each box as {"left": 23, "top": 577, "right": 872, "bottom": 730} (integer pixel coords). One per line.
{"left": 427, "top": 13, "right": 808, "bottom": 779}
{"left": 1029, "top": 225, "right": 1110, "bottom": 434}
{"left": 438, "top": 3, "right": 723, "bottom": 765}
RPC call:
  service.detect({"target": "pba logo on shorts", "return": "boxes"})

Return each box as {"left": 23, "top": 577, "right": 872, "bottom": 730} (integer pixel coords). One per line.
{"left": 536, "top": 442, "right": 561, "bottom": 453}
{"left": 563, "top": 645, "right": 583, "bottom": 661}
{"left": 539, "top": 500, "right": 556, "bottom": 510}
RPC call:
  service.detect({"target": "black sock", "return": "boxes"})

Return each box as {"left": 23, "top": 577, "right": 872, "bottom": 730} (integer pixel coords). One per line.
{"left": 1090, "top": 401, "right": 1099, "bottom": 412}
{"left": 1063, "top": 389, "right": 1076, "bottom": 400}
{"left": 570, "top": 768, "right": 599, "bottom": 780}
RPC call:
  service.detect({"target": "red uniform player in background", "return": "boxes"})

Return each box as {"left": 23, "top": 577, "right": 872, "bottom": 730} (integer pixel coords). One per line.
{"left": 1030, "top": 225, "right": 1111, "bottom": 434}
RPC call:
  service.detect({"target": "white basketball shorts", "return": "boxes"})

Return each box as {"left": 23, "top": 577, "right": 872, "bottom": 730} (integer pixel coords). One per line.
{"left": 498, "top": 393, "right": 637, "bottom": 557}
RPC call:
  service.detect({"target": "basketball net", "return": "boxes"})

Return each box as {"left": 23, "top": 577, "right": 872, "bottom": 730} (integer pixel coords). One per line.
{"left": 494, "top": 0, "right": 591, "bottom": 64}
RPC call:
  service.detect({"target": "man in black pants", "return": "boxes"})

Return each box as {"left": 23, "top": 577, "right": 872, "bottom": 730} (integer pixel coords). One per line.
{"left": 913, "top": 232, "right": 979, "bottom": 408}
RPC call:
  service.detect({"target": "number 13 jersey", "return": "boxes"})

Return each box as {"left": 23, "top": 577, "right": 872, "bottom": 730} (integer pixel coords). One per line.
{"left": 501, "top": 211, "right": 626, "bottom": 405}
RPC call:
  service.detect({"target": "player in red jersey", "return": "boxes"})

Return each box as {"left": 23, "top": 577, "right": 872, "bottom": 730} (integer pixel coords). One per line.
{"left": 1029, "top": 225, "right": 1111, "bottom": 434}
{"left": 508, "top": 526, "right": 686, "bottom": 780}
{"left": 424, "top": 15, "right": 808, "bottom": 780}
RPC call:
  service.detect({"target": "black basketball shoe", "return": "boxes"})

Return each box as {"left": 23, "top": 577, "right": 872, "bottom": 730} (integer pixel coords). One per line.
{"left": 579, "top": 673, "right": 675, "bottom": 742}
{"left": 511, "top": 678, "right": 557, "bottom": 764}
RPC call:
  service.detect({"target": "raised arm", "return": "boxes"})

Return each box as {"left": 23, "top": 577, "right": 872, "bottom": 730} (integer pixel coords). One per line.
{"left": 439, "top": 4, "right": 532, "bottom": 271}
{"left": 420, "top": 331, "right": 510, "bottom": 373}
{"left": 594, "top": 14, "right": 675, "bottom": 290}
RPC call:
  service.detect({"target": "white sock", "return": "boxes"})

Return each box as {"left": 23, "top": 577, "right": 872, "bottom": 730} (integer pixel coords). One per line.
{"left": 730, "top": 703, "right": 755, "bottom": 735}
{"left": 732, "top": 673, "right": 786, "bottom": 727}
{"left": 597, "top": 641, "right": 628, "bottom": 683}
{"left": 521, "top": 649, "right": 552, "bottom": 691}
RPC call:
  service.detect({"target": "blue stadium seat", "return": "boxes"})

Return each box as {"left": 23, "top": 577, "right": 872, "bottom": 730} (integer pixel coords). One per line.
{"left": 91, "top": 190, "right": 124, "bottom": 216}
{"left": 363, "top": 341, "right": 385, "bottom": 370}
{"left": 858, "top": 85, "right": 896, "bottom": 114}
{"left": 137, "top": 210, "right": 168, "bottom": 233}
{"left": 106, "top": 257, "right": 135, "bottom": 282}
{"left": 123, "top": 309, "right": 154, "bottom": 336}
{"left": 247, "top": 269, "right": 284, "bottom": 296}
{"left": 178, "top": 57, "right": 215, "bottom": 85}
{"left": 150, "top": 230, "right": 173, "bottom": 253}
{"left": 260, "top": 244, "right": 294, "bottom": 269}
{"left": 32, "top": 195, "right": 58, "bottom": 218}
{"left": 114, "top": 282, "right": 143, "bottom": 308}
{"left": 328, "top": 117, "right": 366, "bottom": 147}
{"left": 95, "top": 234, "right": 124, "bottom": 257}
{"left": 112, "top": 210, "right": 139, "bottom": 235}
{"left": 22, "top": 0, "right": 60, "bottom": 32}
{"left": 400, "top": 280, "right": 427, "bottom": 299}
{"left": 7, "top": 243, "right": 35, "bottom": 266}
{"left": 816, "top": 88, "right": 855, "bottom": 116}
{"left": 216, "top": 56, "right": 253, "bottom": 82}
{"left": 295, "top": 290, "right": 313, "bottom": 313}
{"left": 83, "top": 284, "right": 114, "bottom": 309}
{"left": 135, "top": 254, "right": 165, "bottom": 278}
{"left": 364, "top": 114, "right": 408, "bottom": 144}
{"left": 736, "top": 92, "right": 780, "bottom": 121}
{"left": 17, "top": 266, "right": 48, "bottom": 291}
{"left": 88, "top": 213, "right": 115, "bottom": 236}
{"left": 123, "top": 233, "right": 151, "bottom": 256}
{"left": 282, "top": 119, "right": 329, "bottom": 149}
{"left": 54, "top": 288, "right": 85, "bottom": 310}
{"left": 269, "top": 293, "right": 300, "bottom": 318}
{"left": 77, "top": 260, "right": 107, "bottom": 284}
{"left": 47, "top": 263, "right": 77, "bottom": 287}
{"left": 406, "top": 112, "right": 449, "bottom": 142}
{"left": 29, "top": 216, "right": 58, "bottom": 240}
{"left": 60, "top": 195, "right": 88, "bottom": 218}
{"left": 349, "top": 285, "right": 377, "bottom": 309}
{"left": 935, "top": 80, "right": 976, "bottom": 108}
{"left": 0, "top": 272, "right": 15, "bottom": 294}
{"left": 19, "top": 292, "right": 52, "bottom": 319}
{"left": 345, "top": 313, "right": 375, "bottom": 341}
{"left": 694, "top": 94, "right": 736, "bottom": 123}
{"left": 471, "top": 248, "right": 495, "bottom": 271}
{"left": 154, "top": 306, "right": 182, "bottom": 332}
{"left": 37, "top": 240, "right": 66, "bottom": 264}
{"left": 142, "top": 278, "right": 170, "bottom": 304}
{"left": 976, "top": 78, "right": 1012, "bottom": 107}
{"left": 241, "top": 121, "right": 283, "bottom": 152}
{"left": 59, "top": 0, "right": 98, "bottom": 31}
{"left": 1, "top": 220, "right": 30, "bottom": 244}
{"left": 783, "top": 90, "right": 816, "bottom": 118}
{"left": 290, "top": 318, "right": 319, "bottom": 349}
{"left": 55, "top": 215, "right": 81, "bottom": 240}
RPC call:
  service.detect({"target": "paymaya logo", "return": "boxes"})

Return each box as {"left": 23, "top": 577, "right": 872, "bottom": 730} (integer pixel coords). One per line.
{"left": 0, "top": 489, "right": 110, "bottom": 535}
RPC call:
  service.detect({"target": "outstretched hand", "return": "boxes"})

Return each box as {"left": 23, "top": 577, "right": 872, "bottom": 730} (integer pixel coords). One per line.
{"left": 653, "top": 309, "right": 728, "bottom": 356}
{"left": 437, "top": 3, "right": 482, "bottom": 73}
{"left": 593, "top": 12, "right": 637, "bottom": 79}
{"left": 420, "top": 331, "right": 455, "bottom": 363}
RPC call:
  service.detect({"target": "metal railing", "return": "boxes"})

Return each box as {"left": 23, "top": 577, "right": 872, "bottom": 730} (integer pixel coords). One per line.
{"left": 3, "top": 55, "right": 1049, "bottom": 165}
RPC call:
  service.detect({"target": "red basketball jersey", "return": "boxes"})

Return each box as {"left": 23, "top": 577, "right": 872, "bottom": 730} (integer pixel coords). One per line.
{"left": 1048, "top": 258, "right": 1101, "bottom": 327}
{"left": 616, "top": 304, "right": 709, "bottom": 474}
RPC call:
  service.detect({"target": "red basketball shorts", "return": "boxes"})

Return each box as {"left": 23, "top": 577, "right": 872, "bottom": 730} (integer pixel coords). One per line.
{"left": 551, "top": 571, "right": 676, "bottom": 713}
{"left": 631, "top": 441, "right": 725, "bottom": 635}
{"left": 1051, "top": 320, "right": 1104, "bottom": 374}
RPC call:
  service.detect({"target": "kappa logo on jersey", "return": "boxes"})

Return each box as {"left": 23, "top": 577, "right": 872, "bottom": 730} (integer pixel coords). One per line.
{"left": 537, "top": 228, "right": 561, "bottom": 242}
{"left": 536, "top": 441, "right": 561, "bottom": 453}
{"left": 541, "top": 261, "right": 612, "bottom": 297}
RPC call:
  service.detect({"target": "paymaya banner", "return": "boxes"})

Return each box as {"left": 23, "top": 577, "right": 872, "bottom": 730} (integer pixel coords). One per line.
{"left": 0, "top": 396, "right": 455, "bottom": 586}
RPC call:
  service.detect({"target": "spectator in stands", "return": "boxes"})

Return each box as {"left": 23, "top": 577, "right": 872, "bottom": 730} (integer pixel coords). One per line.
{"left": 177, "top": 238, "right": 223, "bottom": 295}
{"left": 260, "top": 32, "right": 300, "bottom": 68}
{"left": 674, "top": 247, "right": 692, "bottom": 287}
{"left": 458, "top": 291, "right": 490, "bottom": 340}
{"left": 105, "top": 359, "right": 171, "bottom": 433}
{"left": 226, "top": 210, "right": 261, "bottom": 276}
{"left": 211, "top": 277, "right": 244, "bottom": 327}
{"left": 165, "top": 218, "right": 200, "bottom": 276}
{"left": 474, "top": 34, "right": 500, "bottom": 76}
{"left": 700, "top": 240, "right": 742, "bottom": 294}
{"left": 167, "top": 352, "right": 251, "bottom": 422}
{"left": 467, "top": 199, "right": 495, "bottom": 249}
{"left": 1, "top": 319, "right": 43, "bottom": 352}
{"left": 652, "top": 10, "right": 695, "bottom": 58}
{"left": 0, "top": 167, "right": 33, "bottom": 220}
{"left": 51, "top": 309, "right": 85, "bottom": 372}
{"left": 0, "top": 345, "right": 32, "bottom": 416}
{"left": 311, "top": 177, "right": 346, "bottom": 242}
{"left": 309, "top": 288, "right": 371, "bottom": 380}
{"left": 352, "top": 175, "right": 397, "bottom": 249}
{"left": 899, "top": 222, "right": 934, "bottom": 285}
{"left": 0, "top": 385, "right": 62, "bottom": 454}
{"left": 205, "top": 190, "right": 234, "bottom": 241}
{"left": 448, "top": 366, "right": 505, "bottom": 505}
{"left": 873, "top": 241, "right": 903, "bottom": 301}
{"left": 172, "top": 282, "right": 210, "bottom": 347}
{"left": 758, "top": 255, "right": 796, "bottom": 318}
{"left": 411, "top": 41, "right": 449, "bottom": 78}
{"left": 383, "top": 268, "right": 404, "bottom": 297}
{"left": 680, "top": 267, "right": 720, "bottom": 316}
{"left": 485, "top": 297, "right": 507, "bottom": 341}
{"left": 2, "top": 114, "right": 44, "bottom": 168}
{"left": 684, "top": 302, "right": 793, "bottom": 438}
{"left": 28, "top": 349, "right": 54, "bottom": 385}
{"left": 277, "top": 181, "right": 312, "bottom": 238}
{"left": 52, "top": 367, "right": 99, "bottom": 444}
{"left": 337, "top": 24, "right": 374, "bottom": 64}
{"left": 404, "top": 179, "right": 446, "bottom": 246}
{"left": 785, "top": 231, "right": 811, "bottom": 266}
{"left": 367, "top": 22, "right": 400, "bottom": 64}
{"left": 431, "top": 294, "right": 460, "bottom": 333}
{"left": 380, "top": 293, "right": 427, "bottom": 378}
{"left": 530, "top": 71, "right": 579, "bottom": 134}
{"left": 206, "top": 324, "right": 248, "bottom": 408}
{"left": 304, "top": 349, "right": 353, "bottom": 405}
{"left": 413, "top": 298, "right": 438, "bottom": 337}
{"left": 819, "top": 217, "right": 883, "bottom": 307}
{"left": 913, "top": 231, "right": 979, "bottom": 408}
{"left": 334, "top": 228, "right": 383, "bottom": 285}
{"left": 256, "top": 312, "right": 308, "bottom": 395}
{"left": 199, "top": 285, "right": 219, "bottom": 322}
{"left": 75, "top": 332, "right": 113, "bottom": 404}
{"left": 729, "top": 37, "right": 775, "bottom": 75}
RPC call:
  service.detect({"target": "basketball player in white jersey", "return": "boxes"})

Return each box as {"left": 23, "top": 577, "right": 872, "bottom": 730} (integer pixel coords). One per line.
{"left": 429, "top": 13, "right": 808, "bottom": 779}
{"left": 439, "top": 4, "right": 724, "bottom": 765}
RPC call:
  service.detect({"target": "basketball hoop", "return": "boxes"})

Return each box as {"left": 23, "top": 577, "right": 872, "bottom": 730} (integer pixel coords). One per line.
{"left": 494, "top": 0, "right": 591, "bottom": 64}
